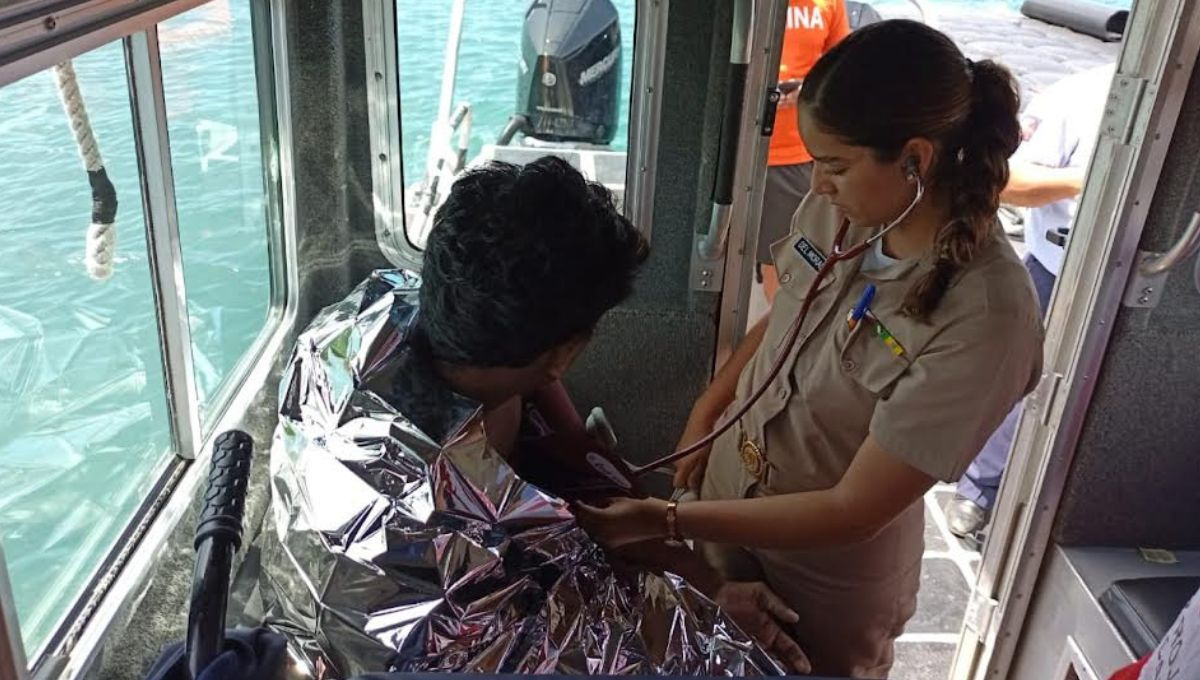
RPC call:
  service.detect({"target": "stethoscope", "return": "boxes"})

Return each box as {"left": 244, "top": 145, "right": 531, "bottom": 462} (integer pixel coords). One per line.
{"left": 630, "top": 165, "right": 926, "bottom": 478}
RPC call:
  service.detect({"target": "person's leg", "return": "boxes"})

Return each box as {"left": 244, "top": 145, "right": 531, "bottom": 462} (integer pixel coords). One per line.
{"left": 1025, "top": 254, "right": 1057, "bottom": 312}
{"left": 950, "top": 404, "right": 1020, "bottom": 534}
{"left": 949, "top": 254, "right": 1056, "bottom": 537}
{"left": 757, "top": 164, "right": 812, "bottom": 305}
{"left": 751, "top": 553, "right": 920, "bottom": 679}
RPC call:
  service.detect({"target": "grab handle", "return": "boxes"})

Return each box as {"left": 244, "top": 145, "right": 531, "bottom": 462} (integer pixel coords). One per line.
{"left": 1140, "top": 211, "right": 1200, "bottom": 276}
{"left": 186, "top": 430, "right": 254, "bottom": 680}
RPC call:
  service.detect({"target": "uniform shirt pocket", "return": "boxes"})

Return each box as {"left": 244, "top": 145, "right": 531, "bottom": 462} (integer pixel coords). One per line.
{"left": 836, "top": 316, "right": 912, "bottom": 397}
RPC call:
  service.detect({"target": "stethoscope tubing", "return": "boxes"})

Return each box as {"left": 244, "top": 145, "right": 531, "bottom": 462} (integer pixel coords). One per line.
{"left": 631, "top": 177, "right": 925, "bottom": 478}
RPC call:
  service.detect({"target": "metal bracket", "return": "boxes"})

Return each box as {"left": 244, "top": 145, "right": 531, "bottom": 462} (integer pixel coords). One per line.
{"left": 692, "top": 204, "right": 730, "bottom": 292}
{"left": 1031, "top": 371, "right": 1065, "bottom": 427}
{"left": 1194, "top": 246, "right": 1200, "bottom": 295}
{"left": 690, "top": 245, "right": 728, "bottom": 292}
{"left": 963, "top": 589, "right": 999, "bottom": 642}
{"left": 1122, "top": 251, "right": 1172, "bottom": 307}
{"left": 1, "top": 543, "right": 29, "bottom": 680}
{"left": 31, "top": 656, "right": 66, "bottom": 680}
{"left": 1122, "top": 211, "right": 1200, "bottom": 307}
{"left": 1099, "top": 75, "right": 1151, "bottom": 146}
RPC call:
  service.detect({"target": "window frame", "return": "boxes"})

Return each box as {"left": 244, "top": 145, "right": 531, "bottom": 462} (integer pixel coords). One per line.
{"left": 0, "top": 0, "right": 297, "bottom": 674}
{"left": 363, "top": 0, "right": 670, "bottom": 268}
{"left": 1, "top": 544, "right": 29, "bottom": 680}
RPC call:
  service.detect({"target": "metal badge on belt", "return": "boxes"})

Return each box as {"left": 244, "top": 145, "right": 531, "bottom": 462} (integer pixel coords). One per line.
{"left": 740, "top": 434, "right": 768, "bottom": 482}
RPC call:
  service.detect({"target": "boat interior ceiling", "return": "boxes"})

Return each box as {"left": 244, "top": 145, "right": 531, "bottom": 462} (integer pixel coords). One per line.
{"left": 4, "top": 0, "right": 1200, "bottom": 678}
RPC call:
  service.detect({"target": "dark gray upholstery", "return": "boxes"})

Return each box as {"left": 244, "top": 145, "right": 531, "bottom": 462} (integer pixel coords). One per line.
{"left": 565, "top": 0, "right": 731, "bottom": 478}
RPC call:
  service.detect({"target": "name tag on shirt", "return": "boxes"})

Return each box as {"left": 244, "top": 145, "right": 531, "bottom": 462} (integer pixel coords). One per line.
{"left": 794, "top": 237, "right": 826, "bottom": 271}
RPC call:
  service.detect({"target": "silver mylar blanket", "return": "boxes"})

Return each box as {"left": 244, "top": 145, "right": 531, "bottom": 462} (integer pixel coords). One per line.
{"left": 258, "top": 269, "right": 782, "bottom": 678}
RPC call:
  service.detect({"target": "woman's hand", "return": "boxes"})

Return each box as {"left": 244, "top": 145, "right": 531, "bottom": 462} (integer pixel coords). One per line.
{"left": 574, "top": 497, "right": 668, "bottom": 549}
{"left": 716, "top": 581, "right": 811, "bottom": 674}
{"left": 672, "top": 411, "right": 717, "bottom": 491}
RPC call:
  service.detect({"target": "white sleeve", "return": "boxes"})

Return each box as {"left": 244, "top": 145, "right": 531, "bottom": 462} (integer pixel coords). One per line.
{"left": 1013, "top": 107, "right": 1073, "bottom": 168}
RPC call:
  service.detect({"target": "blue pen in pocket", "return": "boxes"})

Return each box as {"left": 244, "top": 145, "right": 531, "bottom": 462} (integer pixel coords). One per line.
{"left": 846, "top": 283, "right": 876, "bottom": 332}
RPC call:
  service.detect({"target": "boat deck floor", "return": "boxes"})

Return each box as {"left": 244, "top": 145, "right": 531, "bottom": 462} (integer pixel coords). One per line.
{"left": 892, "top": 483, "right": 984, "bottom": 679}
{"left": 881, "top": 2, "right": 1121, "bottom": 102}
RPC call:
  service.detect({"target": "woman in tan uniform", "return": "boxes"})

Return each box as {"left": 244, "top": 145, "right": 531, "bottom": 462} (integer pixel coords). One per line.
{"left": 578, "top": 20, "right": 1044, "bottom": 678}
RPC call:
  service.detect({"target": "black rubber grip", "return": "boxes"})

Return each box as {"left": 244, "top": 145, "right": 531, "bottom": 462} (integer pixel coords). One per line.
{"left": 713, "top": 62, "right": 749, "bottom": 205}
{"left": 194, "top": 430, "right": 254, "bottom": 551}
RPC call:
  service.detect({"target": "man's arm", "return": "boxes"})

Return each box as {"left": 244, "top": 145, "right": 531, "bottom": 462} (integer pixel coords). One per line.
{"left": 1001, "top": 159, "right": 1085, "bottom": 208}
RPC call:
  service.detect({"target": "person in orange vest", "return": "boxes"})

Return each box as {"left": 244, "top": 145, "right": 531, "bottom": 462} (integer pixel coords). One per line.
{"left": 759, "top": 0, "right": 852, "bottom": 303}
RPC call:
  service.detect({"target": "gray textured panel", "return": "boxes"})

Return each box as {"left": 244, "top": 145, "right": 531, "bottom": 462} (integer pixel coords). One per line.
{"left": 558, "top": 0, "right": 730, "bottom": 497}
{"left": 1054, "top": 54, "right": 1200, "bottom": 548}
{"left": 625, "top": 0, "right": 729, "bottom": 310}
{"left": 564, "top": 305, "right": 718, "bottom": 494}
{"left": 287, "top": 0, "right": 390, "bottom": 325}
{"left": 887, "top": 5, "right": 1122, "bottom": 103}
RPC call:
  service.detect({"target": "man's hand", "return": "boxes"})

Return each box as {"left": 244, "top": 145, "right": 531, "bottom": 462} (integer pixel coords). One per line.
{"left": 716, "top": 581, "right": 811, "bottom": 674}
{"left": 776, "top": 79, "right": 802, "bottom": 110}
{"left": 777, "top": 87, "right": 800, "bottom": 109}
{"left": 575, "top": 497, "right": 665, "bottom": 549}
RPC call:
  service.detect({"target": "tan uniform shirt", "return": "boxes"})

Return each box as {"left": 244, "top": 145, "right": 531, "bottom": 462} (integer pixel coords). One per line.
{"left": 700, "top": 193, "right": 1043, "bottom": 677}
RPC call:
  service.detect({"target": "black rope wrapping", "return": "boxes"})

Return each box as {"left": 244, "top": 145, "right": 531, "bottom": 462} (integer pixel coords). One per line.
{"left": 87, "top": 167, "right": 117, "bottom": 224}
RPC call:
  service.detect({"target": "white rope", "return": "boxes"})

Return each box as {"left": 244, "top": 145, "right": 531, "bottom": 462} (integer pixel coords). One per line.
{"left": 54, "top": 60, "right": 116, "bottom": 280}
{"left": 84, "top": 222, "right": 116, "bottom": 280}
{"left": 54, "top": 61, "right": 103, "bottom": 171}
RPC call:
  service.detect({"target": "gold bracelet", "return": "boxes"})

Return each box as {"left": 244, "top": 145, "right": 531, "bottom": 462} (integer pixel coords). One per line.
{"left": 666, "top": 500, "right": 681, "bottom": 543}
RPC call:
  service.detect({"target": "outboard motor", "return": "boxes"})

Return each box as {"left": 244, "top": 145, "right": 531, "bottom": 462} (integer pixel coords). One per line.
{"left": 514, "top": 0, "right": 621, "bottom": 145}
{"left": 847, "top": 1, "right": 883, "bottom": 30}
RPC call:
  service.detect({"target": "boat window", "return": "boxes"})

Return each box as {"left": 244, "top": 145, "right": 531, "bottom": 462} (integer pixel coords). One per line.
{"left": 159, "top": 2, "right": 276, "bottom": 425}
{"left": 393, "top": 0, "right": 643, "bottom": 251}
{"left": 0, "top": 0, "right": 283, "bottom": 661}
{"left": 0, "top": 40, "right": 174, "bottom": 659}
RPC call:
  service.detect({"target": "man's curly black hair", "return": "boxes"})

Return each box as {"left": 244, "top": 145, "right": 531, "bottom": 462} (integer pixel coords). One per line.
{"left": 419, "top": 156, "right": 648, "bottom": 368}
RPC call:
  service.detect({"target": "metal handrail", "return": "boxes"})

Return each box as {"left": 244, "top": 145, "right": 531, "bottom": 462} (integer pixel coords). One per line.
{"left": 1140, "top": 211, "right": 1200, "bottom": 276}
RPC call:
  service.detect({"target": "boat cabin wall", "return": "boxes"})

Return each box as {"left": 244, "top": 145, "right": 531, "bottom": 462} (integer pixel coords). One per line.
{"left": 284, "top": 2, "right": 392, "bottom": 324}
{"left": 563, "top": 0, "right": 734, "bottom": 486}
{"left": 1053, "top": 53, "right": 1200, "bottom": 550}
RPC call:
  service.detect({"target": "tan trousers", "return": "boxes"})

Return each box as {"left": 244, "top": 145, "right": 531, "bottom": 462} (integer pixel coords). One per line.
{"left": 699, "top": 540, "right": 920, "bottom": 679}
